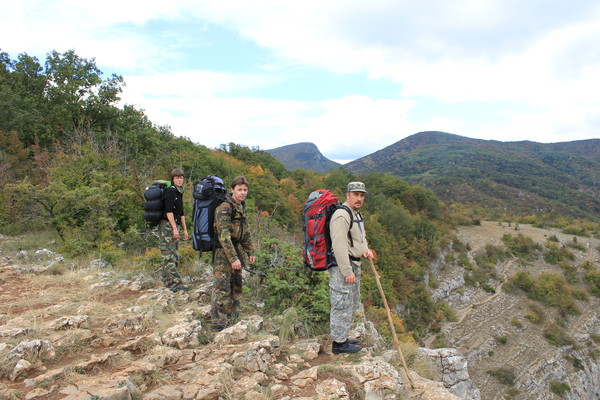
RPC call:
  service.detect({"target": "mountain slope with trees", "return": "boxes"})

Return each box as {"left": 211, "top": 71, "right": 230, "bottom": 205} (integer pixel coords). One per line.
{"left": 344, "top": 131, "right": 600, "bottom": 221}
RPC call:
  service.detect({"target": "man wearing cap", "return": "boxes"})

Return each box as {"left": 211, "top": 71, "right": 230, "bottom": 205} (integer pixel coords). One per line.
{"left": 329, "top": 181, "right": 375, "bottom": 354}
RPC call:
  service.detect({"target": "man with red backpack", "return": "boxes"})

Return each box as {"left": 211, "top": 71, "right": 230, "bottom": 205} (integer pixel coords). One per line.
{"left": 329, "top": 181, "right": 374, "bottom": 354}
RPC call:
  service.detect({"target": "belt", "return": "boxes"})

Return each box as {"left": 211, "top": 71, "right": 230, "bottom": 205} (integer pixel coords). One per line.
{"left": 349, "top": 256, "right": 361, "bottom": 262}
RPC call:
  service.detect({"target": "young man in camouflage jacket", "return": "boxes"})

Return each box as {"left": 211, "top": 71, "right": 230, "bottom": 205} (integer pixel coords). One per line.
{"left": 210, "top": 176, "right": 255, "bottom": 331}
{"left": 329, "top": 181, "right": 374, "bottom": 354}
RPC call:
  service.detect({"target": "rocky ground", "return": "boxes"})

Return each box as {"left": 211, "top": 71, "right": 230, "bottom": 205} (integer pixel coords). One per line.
{"left": 0, "top": 234, "right": 468, "bottom": 400}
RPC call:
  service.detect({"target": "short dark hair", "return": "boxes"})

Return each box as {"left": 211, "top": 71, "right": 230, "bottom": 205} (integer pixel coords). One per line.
{"left": 170, "top": 168, "right": 184, "bottom": 181}
{"left": 231, "top": 175, "right": 249, "bottom": 189}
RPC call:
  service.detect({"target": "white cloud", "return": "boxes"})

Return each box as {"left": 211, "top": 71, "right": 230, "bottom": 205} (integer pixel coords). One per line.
{"left": 122, "top": 83, "right": 418, "bottom": 159}
{"left": 2, "top": 0, "right": 599, "bottom": 161}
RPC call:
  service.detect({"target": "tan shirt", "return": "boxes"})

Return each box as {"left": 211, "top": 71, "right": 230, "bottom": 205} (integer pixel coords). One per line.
{"left": 330, "top": 201, "right": 369, "bottom": 276}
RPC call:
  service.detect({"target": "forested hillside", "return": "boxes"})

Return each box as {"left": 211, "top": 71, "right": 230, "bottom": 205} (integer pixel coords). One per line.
{"left": 0, "top": 50, "right": 451, "bottom": 338}
{"left": 345, "top": 131, "right": 600, "bottom": 221}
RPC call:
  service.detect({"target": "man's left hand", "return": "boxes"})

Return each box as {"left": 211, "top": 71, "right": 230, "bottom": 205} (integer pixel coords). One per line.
{"left": 363, "top": 249, "right": 374, "bottom": 260}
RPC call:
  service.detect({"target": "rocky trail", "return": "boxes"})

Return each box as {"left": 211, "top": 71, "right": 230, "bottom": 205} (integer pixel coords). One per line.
{"left": 0, "top": 235, "right": 468, "bottom": 400}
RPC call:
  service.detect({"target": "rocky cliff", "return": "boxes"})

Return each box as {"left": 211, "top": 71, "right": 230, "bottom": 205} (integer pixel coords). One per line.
{"left": 425, "top": 222, "right": 600, "bottom": 400}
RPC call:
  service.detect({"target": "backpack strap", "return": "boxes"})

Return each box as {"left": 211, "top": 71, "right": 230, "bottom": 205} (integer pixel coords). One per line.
{"left": 338, "top": 204, "right": 355, "bottom": 248}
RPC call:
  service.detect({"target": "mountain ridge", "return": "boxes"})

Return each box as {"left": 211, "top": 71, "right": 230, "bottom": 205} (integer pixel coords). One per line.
{"left": 344, "top": 131, "right": 600, "bottom": 219}
{"left": 267, "top": 132, "right": 600, "bottom": 220}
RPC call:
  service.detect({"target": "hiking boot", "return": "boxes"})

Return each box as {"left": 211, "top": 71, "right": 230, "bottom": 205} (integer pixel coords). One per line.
{"left": 347, "top": 338, "right": 362, "bottom": 345}
{"left": 332, "top": 340, "right": 362, "bottom": 354}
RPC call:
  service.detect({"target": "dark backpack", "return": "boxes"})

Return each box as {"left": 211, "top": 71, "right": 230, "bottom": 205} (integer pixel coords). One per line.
{"left": 302, "top": 189, "right": 353, "bottom": 271}
{"left": 192, "top": 175, "right": 228, "bottom": 252}
{"left": 143, "top": 180, "right": 171, "bottom": 226}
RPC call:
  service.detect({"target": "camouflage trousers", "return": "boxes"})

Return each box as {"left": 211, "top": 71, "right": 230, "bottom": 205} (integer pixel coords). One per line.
{"left": 329, "top": 261, "right": 361, "bottom": 343}
{"left": 158, "top": 220, "right": 182, "bottom": 288}
{"left": 210, "top": 248, "right": 243, "bottom": 330}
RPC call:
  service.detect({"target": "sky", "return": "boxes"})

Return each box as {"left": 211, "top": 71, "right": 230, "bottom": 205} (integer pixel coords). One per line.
{"left": 2, "top": 1, "right": 600, "bottom": 163}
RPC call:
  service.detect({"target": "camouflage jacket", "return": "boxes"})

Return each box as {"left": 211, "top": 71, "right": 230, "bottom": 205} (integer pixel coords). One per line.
{"left": 214, "top": 194, "right": 254, "bottom": 265}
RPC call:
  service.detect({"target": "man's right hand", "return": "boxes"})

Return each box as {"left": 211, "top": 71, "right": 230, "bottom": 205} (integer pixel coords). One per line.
{"left": 345, "top": 273, "right": 357, "bottom": 284}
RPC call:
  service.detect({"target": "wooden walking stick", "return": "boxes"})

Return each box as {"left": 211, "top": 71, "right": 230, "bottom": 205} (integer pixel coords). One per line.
{"left": 369, "top": 259, "right": 415, "bottom": 389}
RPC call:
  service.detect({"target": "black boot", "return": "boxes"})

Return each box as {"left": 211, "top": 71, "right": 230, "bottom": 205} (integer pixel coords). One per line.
{"left": 347, "top": 338, "right": 361, "bottom": 345}
{"left": 332, "top": 340, "right": 362, "bottom": 354}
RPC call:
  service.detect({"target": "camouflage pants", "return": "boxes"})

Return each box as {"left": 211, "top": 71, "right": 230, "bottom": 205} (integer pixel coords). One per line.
{"left": 329, "top": 261, "right": 361, "bottom": 343}
{"left": 210, "top": 248, "right": 243, "bottom": 330}
{"left": 158, "top": 220, "right": 182, "bottom": 288}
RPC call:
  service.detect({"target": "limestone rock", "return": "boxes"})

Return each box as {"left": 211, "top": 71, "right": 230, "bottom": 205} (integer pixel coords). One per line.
{"left": 161, "top": 320, "right": 203, "bottom": 349}
{"left": 8, "top": 340, "right": 55, "bottom": 362}
{"left": 75, "top": 352, "right": 120, "bottom": 373}
{"left": 9, "top": 359, "right": 34, "bottom": 381}
{"left": 418, "top": 348, "right": 481, "bottom": 400}
{"left": 0, "top": 327, "right": 32, "bottom": 338}
{"left": 213, "top": 316, "right": 263, "bottom": 345}
{"left": 52, "top": 315, "right": 90, "bottom": 330}
{"left": 316, "top": 378, "right": 350, "bottom": 399}
{"left": 103, "top": 312, "right": 151, "bottom": 334}
{"left": 291, "top": 339, "right": 321, "bottom": 360}
{"left": 90, "top": 259, "right": 112, "bottom": 269}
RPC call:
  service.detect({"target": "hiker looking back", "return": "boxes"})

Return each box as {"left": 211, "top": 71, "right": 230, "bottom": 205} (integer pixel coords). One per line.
{"left": 160, "top": 169, "right": 189, "bottom": 292}
{"left": 329, "top": 181, "right": 374, "bottom": 354}
{"left": 211, "top": 175, "right": 255, "bottom": 331}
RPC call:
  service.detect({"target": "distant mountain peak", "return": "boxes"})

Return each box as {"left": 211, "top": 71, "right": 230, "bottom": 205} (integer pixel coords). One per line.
{"left": 266, "top": 142, "right": 341, "bottom": 173}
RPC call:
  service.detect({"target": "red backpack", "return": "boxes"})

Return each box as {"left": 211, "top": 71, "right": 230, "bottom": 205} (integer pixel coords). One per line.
{"left": 302, "top": 190, "right": 353, "bottom": 271}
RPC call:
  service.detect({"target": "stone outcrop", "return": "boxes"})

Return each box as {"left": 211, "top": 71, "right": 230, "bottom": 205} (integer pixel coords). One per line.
{"left": 418, "top": 348, "right": 480, "bottom": 400}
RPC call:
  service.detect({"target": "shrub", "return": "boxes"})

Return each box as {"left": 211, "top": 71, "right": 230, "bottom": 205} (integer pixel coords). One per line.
{"left": 544, "top": 324, "right": 574, "bottom": 347}
{"left": 496, "top": 336, "right": 508, "bottom": 345}
{"left": 562, "top": 225, "right": 587, "bottom": 236}
{"left": 365, "top": 306, "right": 412, "bottom": 344}
{"left": 584, "top": 270, "right": 600, "bottom": 297}
{"left": 501, "top": 233, "right": 542, "bottom": 259}
{"left": 546, "top": 234, "right": 559, "bottom": 243}
{"left": 509, "top": 271, "right": 579, "bottom": 315}
{"left": 524, "top": 303, "right": 545, "bottom": 324}
{"left": 550, "top": 381, "right": 570, "bottom": 396}
{"left": 566, "top": 239, "right": 586, "bottom": 251}
{"left": 544, "top": 243, "right": 575, "bottom": 265}
{"left": 253, "top": 237, "right": 330, "bottom": 328}
{"left": 487, "top": 367, "right": 516, "bottom": 385}
{"left": 482, "top": 283, "right": 496, "bottom": 293}
{"left": 511, "top": 318, "right": 523, "bottom": 329}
